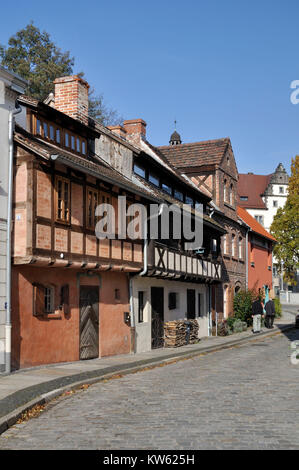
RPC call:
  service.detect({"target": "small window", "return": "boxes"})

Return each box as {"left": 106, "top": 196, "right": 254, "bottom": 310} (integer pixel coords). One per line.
{"left": 240, "top": 196, "right": 248, "bottom": 201}
{"left": 168, "top": 292, "right": 178, "bottom": 310}
{"left": 82, "top": 140, "right": 86, "bottom": 155}
{"left": 44, "top": 286, "right": 54, "bottom": 313}
{"left": 224, "top": 180, "right": 227, "bottom": 202}
{"left": 185, "top": 196, "right": 194, "bottom": 207}
{"left": 223, "top": 234, "right": 228, "bottom": 254}
{"left": 49, "top": 125, "right": 55, "bottom": 141}
{"left": 255, "top": 215, "right": 264, "bottom": 226}
{"left": 238, "top": 237, "right": 243, "bottom": 258}
{"left": 56, "top": 128, "right": 61, "bottom": 144}
{"left": 65, "top": 132, "right": 69, "bottom": 147}
{"left": 43, "top": 122, "right": 48, "bottom": 138}
{"left": 134, "top": 163, "right": 146, "bottom": 178}
{"left": 174, "top": 190, "right": 184, "bottom": 202}
{"left": 138, "top": 291, "right": 145, "bottom": 323}
{"left": 231, "top": 234, "right": 235, "bottom": 257}
{"left": 162, "top": 183, "right": 172, "bottom": 195}
{"left": 212, "top": 239, "right": 217, "bottom": 253}
{"left": 273, "top": 200, "right": 278, "bottom": 207}
{"left": 56, "top": 177, "right": 70, "bottom": 223}
{"left": 229, "top": 184, "right": 234, "bottom": 205}
{"left": 279, "top": 186, "right": 284, "bottom": 194}
{"left": 149, "top": 173, "right": 159, "bottom": 187}
{"left": 71, "top": 135, "right": 75, "bottom": 150}
{"left": 86, "top": 188, "right": 98, "bottom": 229}
{"left": 77, "top": 137, "right": 81, "bottom": 153}
{"left": 36, "top": 119, "right": 41, "bottom": 135}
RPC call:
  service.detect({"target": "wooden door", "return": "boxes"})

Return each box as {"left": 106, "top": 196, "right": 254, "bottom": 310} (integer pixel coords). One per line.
{"left": 79, "top": 286, "right": 99, "bottom": 360}
{"left": 151, "top": 287, "right": 164, "bottom": 349}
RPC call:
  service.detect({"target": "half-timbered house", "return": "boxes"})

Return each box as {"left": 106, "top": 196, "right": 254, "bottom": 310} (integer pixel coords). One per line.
{"left": 107, "top": 120, "right": 226, "bottom": 352}
{"left": 11, "top": 76, "right": 159, "bottom": 369}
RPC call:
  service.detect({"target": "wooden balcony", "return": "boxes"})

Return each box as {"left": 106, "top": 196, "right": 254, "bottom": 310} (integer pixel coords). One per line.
{"left": 147, "top": 241, "right": 222, "bottom": 282}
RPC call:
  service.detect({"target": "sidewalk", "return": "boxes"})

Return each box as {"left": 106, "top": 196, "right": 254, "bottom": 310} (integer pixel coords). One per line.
{"left": 0, "top": 310, "right": 295, "bottom": 435}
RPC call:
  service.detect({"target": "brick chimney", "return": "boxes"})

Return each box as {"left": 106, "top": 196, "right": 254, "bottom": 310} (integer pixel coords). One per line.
{"left": 53, "top": 75, "right": 89, "bottom": 126}
{"left": 107, "top": 125, "right": 127, "bottom": 140}
{"left": 123, "top": 119, "right": 147, "bottom": 144}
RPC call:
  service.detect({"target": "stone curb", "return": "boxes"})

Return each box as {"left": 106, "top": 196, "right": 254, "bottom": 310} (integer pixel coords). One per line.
{"left": 0, "top": 322, "right": 294, "bottom": 436}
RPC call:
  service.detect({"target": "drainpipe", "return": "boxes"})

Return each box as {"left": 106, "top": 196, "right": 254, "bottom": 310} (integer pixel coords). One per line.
{"left": 5, "top": 101, "right": 22, "bottom": 374}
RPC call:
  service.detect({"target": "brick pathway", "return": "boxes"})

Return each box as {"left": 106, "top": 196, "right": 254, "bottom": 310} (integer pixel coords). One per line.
{"left": 0, "top": 328, "right": 298, "bottom": 450}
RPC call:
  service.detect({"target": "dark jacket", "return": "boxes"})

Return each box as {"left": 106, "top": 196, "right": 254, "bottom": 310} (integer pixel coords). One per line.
{"left": 265, "top": 300, "right": 276, "bottom": 317}
{"left": 252, "top": 300, "right": 264, "bottom": 316}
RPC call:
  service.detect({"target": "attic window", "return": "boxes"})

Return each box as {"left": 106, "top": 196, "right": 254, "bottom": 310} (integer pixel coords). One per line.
{"left": 185, "top": 196, "right": 194, "bottom": 207}
{"left": 240, "top": 196, "right": 248, "bottom": 201}
{"left": 174, "top": 190, "right": 184, "bottom": 202}
{"left": 162, "top": 183, "right": 172, "bottom": 195}
{"left": 134, "top": 163, "right": 145, "bottom": 178}
{"left": 149, "top": 173, "right": 159, "bottom": 187}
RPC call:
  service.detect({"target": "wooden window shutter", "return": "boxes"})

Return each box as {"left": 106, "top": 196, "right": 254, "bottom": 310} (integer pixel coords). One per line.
{"left": 61, "top": 284, "right": 70, "bottom": 314}
{"left": 33, "top": 284, "right": 45, "bottom": 316}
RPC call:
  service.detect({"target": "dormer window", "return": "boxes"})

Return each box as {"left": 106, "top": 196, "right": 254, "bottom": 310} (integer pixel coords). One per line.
{"left": 43, "top": 122, "right": 48, "bottom": 138}
{"left": 185, "top": 196, "right": 194, "bottom": 207}
{"left": 174, "top": 190, "right": 183, "bottom": 202}
{"left": 149, "top": 173, "right": 159, "bottom": 187}
{"left": 33, "top": 115, "right": 88, "bottom": 157}
{"left": 134, "top": 163, "right": 145, "bottom": 178}
{"left": 162, "top": 183, "right": 172, "bottom": 195}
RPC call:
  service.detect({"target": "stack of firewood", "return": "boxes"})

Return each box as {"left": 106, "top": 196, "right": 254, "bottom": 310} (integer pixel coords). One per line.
{"left": 164, "top": 320, "right": 186, "bottom": 348}
{"left": 164, "top": 319, "right": 199, "bottom": 348}
{"left": 188, "top": 319, "right": 199, "bottom": 344}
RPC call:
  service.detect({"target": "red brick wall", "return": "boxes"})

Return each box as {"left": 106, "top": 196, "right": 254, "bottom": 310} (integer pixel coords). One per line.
{"left": 11, "top": 267, "right": 132, "bottom": 369}
{"left": 54, "top": 76, "right": 89, "bottom": 126}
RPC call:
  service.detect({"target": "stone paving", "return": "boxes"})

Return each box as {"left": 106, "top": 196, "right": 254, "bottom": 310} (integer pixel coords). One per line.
{"left": 0, "top": 328, "right": 298, "bottom": 450}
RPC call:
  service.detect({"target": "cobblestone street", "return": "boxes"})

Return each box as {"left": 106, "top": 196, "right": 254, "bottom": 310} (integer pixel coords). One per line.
{"left": 1, "top": 329, "right": 298, "bottom": 450}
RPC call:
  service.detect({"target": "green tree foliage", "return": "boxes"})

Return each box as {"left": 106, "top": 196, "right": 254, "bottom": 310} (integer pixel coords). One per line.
{"left": 233, "top": 289, "right": 258, "bottom": 326}
{"left": 0, "top": 23, "right": 74, "bottom": 100}
{"left": 271, "top": 156, "right": 299, "bottom": 285}
{"left": 0, "top": 23, "right": 122, "bottom": 126}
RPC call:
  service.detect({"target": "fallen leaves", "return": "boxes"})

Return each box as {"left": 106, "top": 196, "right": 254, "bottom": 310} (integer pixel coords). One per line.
{"left": 17, "top": 404, "right": 46, "bottom": 423}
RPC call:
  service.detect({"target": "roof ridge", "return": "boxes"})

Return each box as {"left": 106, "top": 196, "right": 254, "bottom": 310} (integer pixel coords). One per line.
{"left": 157, "top": 137, "right": 230, "bottom": 149}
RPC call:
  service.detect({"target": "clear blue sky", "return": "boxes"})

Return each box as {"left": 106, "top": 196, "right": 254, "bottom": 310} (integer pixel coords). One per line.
{"left": 1, "top": 0, "right": 298, "bottom": 175}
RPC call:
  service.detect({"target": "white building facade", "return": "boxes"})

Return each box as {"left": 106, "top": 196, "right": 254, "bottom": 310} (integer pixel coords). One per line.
{"left": 0, "top": 66, "right": 27, "bottom": 372}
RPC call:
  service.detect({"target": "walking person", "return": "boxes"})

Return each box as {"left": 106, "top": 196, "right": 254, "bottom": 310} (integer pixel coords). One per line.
{"left": 265, "top": 295, "right": 276, "bottom": 329}
{"left": 251, "top": 297, "right": 264, "bottom": 334}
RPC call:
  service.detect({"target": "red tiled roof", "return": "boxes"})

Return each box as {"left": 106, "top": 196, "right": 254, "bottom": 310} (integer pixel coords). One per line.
{"left": 237, "top": 207, "right": 276, "bottom": 242}
{"left": 157, "top": 138, "right": 230, "bottom": 168}
{"left": 237, "top": 173, "right": 272, "bottom": 209}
